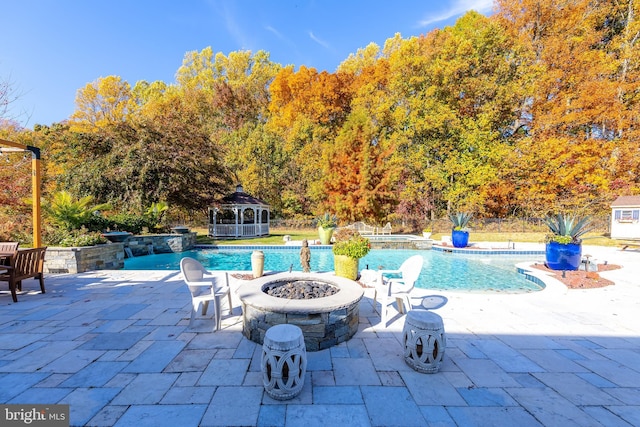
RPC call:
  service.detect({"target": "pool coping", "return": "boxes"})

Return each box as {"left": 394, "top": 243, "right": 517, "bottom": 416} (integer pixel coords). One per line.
{"left": 432, "top": 243, "right": 545, "bottom": 256}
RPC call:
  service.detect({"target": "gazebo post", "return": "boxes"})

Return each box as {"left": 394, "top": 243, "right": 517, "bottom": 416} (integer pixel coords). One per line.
{"left": 235, "top": 207, "right": 240, "bottom": 238}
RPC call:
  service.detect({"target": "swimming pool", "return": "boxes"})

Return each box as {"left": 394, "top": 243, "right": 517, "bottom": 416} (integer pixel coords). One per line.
{"left": 124, "top": 247, "right": 544, "bottom": 293}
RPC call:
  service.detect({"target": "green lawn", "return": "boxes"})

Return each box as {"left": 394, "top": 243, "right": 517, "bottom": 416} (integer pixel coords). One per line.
{"left": 194, "top": 227, "right": 319, "bottom": 245}
{"left": 193, "top": 227, "right": 618, "bottom": 247}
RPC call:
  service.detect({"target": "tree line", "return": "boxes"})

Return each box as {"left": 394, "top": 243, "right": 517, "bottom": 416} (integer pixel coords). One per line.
{"left": 1, "top": 0, "right": 639, "bottom": 238}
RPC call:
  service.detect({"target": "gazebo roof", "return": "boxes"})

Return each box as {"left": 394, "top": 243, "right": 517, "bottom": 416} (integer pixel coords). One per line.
{"left": 220, "top": 184, "right": 269, "bottom": 206}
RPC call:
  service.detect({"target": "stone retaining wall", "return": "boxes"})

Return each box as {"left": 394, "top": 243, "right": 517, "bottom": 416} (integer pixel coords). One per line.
{"left": 44, "top": 232, "right": 197, "bottom": 273}
{"left": 126, "top": 232, "right": 197, "bottom": 256}
{"left": 44, "top": 243, "right": 125, "bottom": 274}
{"left": 369, "top": 240, "right": 432, "bottom": 250}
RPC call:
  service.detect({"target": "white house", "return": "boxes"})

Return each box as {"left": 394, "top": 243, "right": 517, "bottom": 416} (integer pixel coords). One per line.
{"left": 610, "top": 195, "right": 640, "bottom": 240}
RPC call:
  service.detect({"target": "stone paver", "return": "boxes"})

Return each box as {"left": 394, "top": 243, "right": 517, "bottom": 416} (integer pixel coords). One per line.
{"left": 1, "top": 244, "right": 639, "bottom": 426}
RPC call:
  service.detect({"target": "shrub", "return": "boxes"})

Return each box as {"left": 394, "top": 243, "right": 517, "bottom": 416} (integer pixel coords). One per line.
{"left": 332, "top": 231, "right": 371, "bottom": 259}
{"left": 59, "top": 232, "right": 108, "bottom": 247}
{"left": 145, "top": 201, "right": 169, "bottom": 231}
{"left": 104, "top": 213, "right": 152, "bottom": 234}
{"left": 45, "top": 227, "right": 107, "bottom": 247}
{"left": 44, "top": 191, "right": 111, "bottom": 231}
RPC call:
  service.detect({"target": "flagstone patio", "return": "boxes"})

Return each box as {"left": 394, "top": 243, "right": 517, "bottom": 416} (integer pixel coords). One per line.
{"left": 1, "top": 245, "right": 638, "bottom": 426}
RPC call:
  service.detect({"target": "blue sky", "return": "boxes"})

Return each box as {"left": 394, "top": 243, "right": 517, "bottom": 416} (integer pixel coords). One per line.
{"left": 1, "top": 0, "right": 493, "bottom": 128}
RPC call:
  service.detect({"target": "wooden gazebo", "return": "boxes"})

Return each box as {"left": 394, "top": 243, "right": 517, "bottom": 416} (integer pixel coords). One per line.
{"left": 208, "top": 184, "right": 270, "bottom": 239}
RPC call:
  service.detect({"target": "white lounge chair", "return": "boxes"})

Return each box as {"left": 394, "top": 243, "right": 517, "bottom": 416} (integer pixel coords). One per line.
{"left": 380, "top": 222, "right": 392, "bottom": 235}
{"left": 180, "top": 257, "right": 232, "bottom": 331}
{"left": 373, "top": 255, "right": 424, "bottom": 326}
{"left": 346, "top": 221, "right": 377, "bottom": 235}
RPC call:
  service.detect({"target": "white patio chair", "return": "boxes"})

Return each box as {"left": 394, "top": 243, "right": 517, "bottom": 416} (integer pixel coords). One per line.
{"left": 380, "top": 222, "right": 392, "bottom": 235}
{"left": 373, "top": 255, "right": 424, "bottom": 326}
{"left": 180, "top": 257, "right": 232, "bottom": 331}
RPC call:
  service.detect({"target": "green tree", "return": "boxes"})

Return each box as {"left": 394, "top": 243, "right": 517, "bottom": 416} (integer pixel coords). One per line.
{"left": 386, "top": 12, "right": 530, "bottom": 216}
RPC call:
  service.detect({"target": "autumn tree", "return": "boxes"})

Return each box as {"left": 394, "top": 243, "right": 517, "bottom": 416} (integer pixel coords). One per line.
{"left": 0, "top": 124, "right": 38, "bottom": 241}
{"left": 267, "top": 66, "right": 354, "bottom": 216}
{"left": 176, "top": 48, "right": 284, "bottom": 206}
{"left": 7, "top": 7, "right": 640, "bottom": 224}
{"left": 0, "top": 75, "right": 24, "bottom": 122}
{"left": 69, "top": 76, "right": 131, "bottom": 133}
{"left": 318, "top": 108, "right": 399, "bottom": 223}
{"left": 61, "top": 92, "right": 231, "bottom": 213}
{"left": 497, "top": 0, "right": 640, "bottom": 214}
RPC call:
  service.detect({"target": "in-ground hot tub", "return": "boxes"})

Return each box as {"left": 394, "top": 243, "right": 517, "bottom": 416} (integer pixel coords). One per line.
{"left": 236, "top": 272, "right": 364, "bottom": 351}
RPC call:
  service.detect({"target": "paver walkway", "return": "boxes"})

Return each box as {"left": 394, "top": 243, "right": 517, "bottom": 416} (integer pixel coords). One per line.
{"left": 0, "top": 245, "right": 638, "bottom": 426}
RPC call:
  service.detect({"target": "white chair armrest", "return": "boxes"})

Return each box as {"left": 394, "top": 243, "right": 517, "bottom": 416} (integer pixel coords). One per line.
{"left": 204, "top": 272, "right": 228, "bottom": 281}
{"left": 386, "top": 278, "right": 412, "bottom": 294}
{"left": 188, "top": 281, "right": 214, "bottom": 287}
{"left": 188, "top": 280, "right": 229, "bottom": 295}
{"left": 378, "top": 269, "right": 401, "bottom": 275}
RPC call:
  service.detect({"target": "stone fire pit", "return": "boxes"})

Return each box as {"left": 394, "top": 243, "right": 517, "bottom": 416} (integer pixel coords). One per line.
{"left": 236, "top": 272, "right": 364, "bottom": 351}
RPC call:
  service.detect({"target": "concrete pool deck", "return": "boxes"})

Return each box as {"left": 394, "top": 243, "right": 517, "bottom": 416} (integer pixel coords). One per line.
{"left": 0, "top": 244, "right": 639, "bottom": 426}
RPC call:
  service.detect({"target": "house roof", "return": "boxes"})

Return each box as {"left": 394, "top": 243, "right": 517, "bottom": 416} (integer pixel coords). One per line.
{"left": 220, "top": 185, "right": 269, "bottom": 206}
{"left": 611, "top": 195, "right": 640, "bottom": 207}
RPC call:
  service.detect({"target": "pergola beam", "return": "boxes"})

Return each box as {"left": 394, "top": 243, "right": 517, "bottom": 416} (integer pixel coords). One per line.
{"left": 0, "top": 138, "right": 42, "bottom": 247}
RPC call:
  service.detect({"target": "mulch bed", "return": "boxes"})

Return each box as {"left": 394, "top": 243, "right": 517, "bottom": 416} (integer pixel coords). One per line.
{"left": 530, "top": 263, "right": 621, "bottom": 289}
{"left": 232, "top": 273, "right": 255, "bottom": 281}
{"left": 231, "top": 271, "right": 283, "bottom": 281}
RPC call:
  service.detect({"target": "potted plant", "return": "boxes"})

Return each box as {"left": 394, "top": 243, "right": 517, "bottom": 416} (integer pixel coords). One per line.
{"left": 332, "top": 229, "right": 371, "bottom": 280}
{"left": 544, "top": 213, "right": 593, "bottom": 271}
{"left": 422, "top": 225, "right": 432, "bottom": 239}
{"left": 448, "top": 212, "right": 472, "bottom": 248}
{"left": 316, "top": 212, "right": 338, "bottom": 245}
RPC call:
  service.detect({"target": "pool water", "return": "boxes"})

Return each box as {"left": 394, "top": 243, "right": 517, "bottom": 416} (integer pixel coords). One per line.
{"left": 124, "top": 247, "right": 544, "bottom": 293}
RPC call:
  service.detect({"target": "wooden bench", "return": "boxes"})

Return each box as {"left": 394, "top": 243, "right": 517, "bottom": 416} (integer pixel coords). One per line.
{"left": 614, "top": 239, "right": 640, "bottom": 250}
{"left": 0, "top": 247, "right": 47, "bottom": 302}
{"left": 621, "top": 242, "right": 640, "bottom": 250}
{"left": 0, "top": 242, "right": 19, "bottom": 265}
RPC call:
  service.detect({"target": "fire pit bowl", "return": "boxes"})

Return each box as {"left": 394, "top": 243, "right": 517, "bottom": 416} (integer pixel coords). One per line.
{"left": 236, "top": 272, "right": 364, "bottom": 351}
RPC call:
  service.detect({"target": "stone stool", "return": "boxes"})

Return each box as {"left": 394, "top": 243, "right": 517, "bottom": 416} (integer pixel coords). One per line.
{"left": 261, "top": 324, "right": 307, "bottom": 400}
{"left": 402, "top": 309, "right": 445, "bottom": 373}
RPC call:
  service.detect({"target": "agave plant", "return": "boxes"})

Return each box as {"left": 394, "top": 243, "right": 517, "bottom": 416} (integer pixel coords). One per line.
{"left": 316, "top": 212, "right": 338, "bottom": 229}
{"left": 544, "top": 213, "right": 594, "bottom": 244}
{"left": 448, "top": 212, "right": 473, "bottom": 231}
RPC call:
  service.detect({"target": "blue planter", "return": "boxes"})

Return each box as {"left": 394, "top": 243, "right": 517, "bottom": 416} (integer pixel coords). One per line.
{"left": 451, "top": 230, "right": 469, "bottom": 248}
{"left": 545, "top": 241, "right": 581, "bottom": 270}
